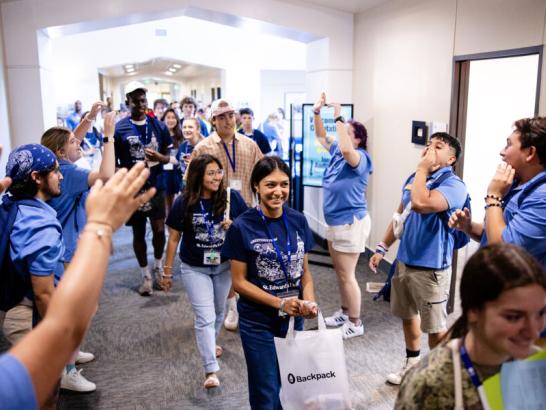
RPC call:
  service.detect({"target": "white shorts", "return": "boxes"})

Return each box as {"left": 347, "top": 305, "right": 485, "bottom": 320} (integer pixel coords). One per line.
{"left": 326, "top": 214, "right": 371, "bottom": 254}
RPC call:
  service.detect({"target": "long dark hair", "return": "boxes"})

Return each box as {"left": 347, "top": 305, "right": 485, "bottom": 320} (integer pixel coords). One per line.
{"left": 447, "top": 244, "right": 546, "bottom": 340}
{"left": 250, "top": 156, "right": 291, "bottom": 198}
{"left": 182, "top": 154, "right": 226, "bottom": 230}
{"left": 161, "top": 108, "right": 183, "bottom": 147}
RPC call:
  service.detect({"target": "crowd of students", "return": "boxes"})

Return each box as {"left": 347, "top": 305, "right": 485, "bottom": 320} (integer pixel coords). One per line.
{"left": 0, "top": 87, "right": 545, "bottom": 409}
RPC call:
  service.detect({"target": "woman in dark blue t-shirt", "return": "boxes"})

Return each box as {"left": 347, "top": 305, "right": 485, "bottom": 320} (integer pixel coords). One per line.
{"left": 162, "top": 154, "right": 247, "bottom": 389}
{"left": 222, "top": 156, "right": 318, "bottom": 409}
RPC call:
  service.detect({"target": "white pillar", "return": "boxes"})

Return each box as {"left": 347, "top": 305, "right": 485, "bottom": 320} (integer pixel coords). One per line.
{"left": 303, "top": 36, "right": 353, "bottom": 238}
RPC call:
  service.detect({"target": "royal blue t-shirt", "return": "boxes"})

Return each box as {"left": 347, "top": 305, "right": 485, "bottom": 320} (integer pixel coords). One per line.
{"left": 176, "top": 140, "right": 198, "bottom": 177}
{"left": 221, "top": 206, "right": 315, "bottom": 321}
{"left": 47, "top": 160, "right": 89, "bottom": 262}
{"left": 480, "top": 170, "right": 546, "bottom": 267}
{"left": 241, "top": 129, "right": 272, "bottom": 155}
{"left": 9, "top": 198, "right": 64, "bottom": 296}
{"left": 0, "top": 354, "right": 37, "bottom": 409}
{"left": 323, "top": 141, "right": 373, "bottom": 226}
{"left": 166, "top": 190, "right": 247, "bottom": 267}
{"left": 397, "top": 166, "right": 468, "bottom": 269}
{"left": 114, "top": 116, "right": 172, "bottom": 190}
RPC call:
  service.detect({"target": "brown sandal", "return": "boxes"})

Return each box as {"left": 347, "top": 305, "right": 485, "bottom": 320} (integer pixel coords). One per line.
{"left": 204, "top": 373, "right": 220, "bottom": 389}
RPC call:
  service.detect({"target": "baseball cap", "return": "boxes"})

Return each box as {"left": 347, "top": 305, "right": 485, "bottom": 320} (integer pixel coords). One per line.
{"left": 210, "top": 99, "right": 235, "bottom": 118}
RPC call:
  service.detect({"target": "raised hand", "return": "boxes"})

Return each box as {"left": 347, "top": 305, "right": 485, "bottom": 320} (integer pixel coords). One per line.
{"left": 313, "top": 92, "right": 326, "bottom": 113}
{"left": 102, "top": 111, "right": 116, "bottom": 137}
{"left": 487, "top": 162, "right": 515, "bottom": 198}
{"left": 86, "top": 162, "right": 155, "bottom": 231}
{"left": 448, "top": 208, "right": 471, "bottom": 233}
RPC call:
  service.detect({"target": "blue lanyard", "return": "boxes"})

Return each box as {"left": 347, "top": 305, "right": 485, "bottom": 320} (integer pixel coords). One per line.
{"left": 459, "top": 339, "right": 492, "bottom": 410}
{"left": 199, "top": 200, "right": 216, "bottom": 244}
{"left": 222, "top": 141, "right": 236, "bottom": 172}
{"left": 460, "top": 341, "right": 482, "bottom": 388}
{"left": 256, "top": 207, "right": 291, "bottom": 284}
{"left": 130, "top": 119, "right": 151, "bottom": 145}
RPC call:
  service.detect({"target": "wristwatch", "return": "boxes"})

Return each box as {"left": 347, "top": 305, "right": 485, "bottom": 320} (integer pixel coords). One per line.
{"left": 334, "top": 116, "right": 345, "bottom": 123}
{"left": 103, "top": 136, "right": 111, "bottom": 143}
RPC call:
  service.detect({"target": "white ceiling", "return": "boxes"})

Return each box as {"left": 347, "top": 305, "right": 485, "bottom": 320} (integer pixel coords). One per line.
{"left": 287, "top": 0, "right": 391, "bottom": 14}
{"left": 98, "top": 58, "right": 221, "bottom": 80}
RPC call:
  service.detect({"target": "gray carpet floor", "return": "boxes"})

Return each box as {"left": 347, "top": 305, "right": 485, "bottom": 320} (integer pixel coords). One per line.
{"left": 2, "top": 226, "right": 457, "bottom": 409}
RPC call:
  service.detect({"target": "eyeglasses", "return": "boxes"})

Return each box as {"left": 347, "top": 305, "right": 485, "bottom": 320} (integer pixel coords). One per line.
{"left": 205, "top": 169, "right": 225, "bottom": 177}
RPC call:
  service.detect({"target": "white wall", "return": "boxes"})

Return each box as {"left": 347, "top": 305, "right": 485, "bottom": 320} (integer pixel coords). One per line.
{"left": 0, "top": 7, "right": 11, "bottom": 172}
{"left": 354, "top": 0, "right": 546, "bottom": 262}
{"left": 259, "top": 70, "right": 306, "bottom": 124}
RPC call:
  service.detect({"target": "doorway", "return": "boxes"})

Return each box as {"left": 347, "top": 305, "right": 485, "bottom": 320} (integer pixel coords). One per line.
{"left": 448, "top": 46, "right": 542, "bottom": 311}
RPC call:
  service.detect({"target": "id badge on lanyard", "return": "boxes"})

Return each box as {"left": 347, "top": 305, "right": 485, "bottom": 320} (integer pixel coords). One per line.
{"left": 203, "top": 250, "right": 221, "bottom": 265}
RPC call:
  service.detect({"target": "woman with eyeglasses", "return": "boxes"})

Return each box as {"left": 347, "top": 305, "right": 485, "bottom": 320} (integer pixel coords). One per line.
{"left": 161, "top": 154, "right": 247, "bottom": 389}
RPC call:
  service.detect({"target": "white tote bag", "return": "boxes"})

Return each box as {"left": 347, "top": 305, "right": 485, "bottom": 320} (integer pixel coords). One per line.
{"left": 274, "top": 312, "right": 352, "bottom": 410}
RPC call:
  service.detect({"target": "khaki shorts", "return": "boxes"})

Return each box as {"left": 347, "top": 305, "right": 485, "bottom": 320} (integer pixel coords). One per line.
{"left": 326, "top": 214, "right": 371, "bottom": 254}
{"left": 2, "top": 302, "right": 32, "bottom": 346}
{"left": 390, "top": 262, "right": 451, "bottom": 334}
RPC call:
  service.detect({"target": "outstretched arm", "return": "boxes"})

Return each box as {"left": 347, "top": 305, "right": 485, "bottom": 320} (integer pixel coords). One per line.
{"left": 9, "top": 163, "right": 154, "bottom": 408}
{"left": 313, "top": 92, "right": 333, "bottom": 151}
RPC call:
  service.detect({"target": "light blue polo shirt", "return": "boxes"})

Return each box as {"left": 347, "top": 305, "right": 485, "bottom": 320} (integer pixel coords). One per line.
{"left": 397, "top": 166, "right": 468, "bottom": 269}
{"left": 10, "top": 198, "right": 64, "bottom": 294}
{"left": 0, "top": 354, "right": 37, "bottom": 409}
{"left": 323, "top": 141, "right": 373, "bottom": 226}
{"left": 47, "top": 159, "right": 90, "bottom": 263}
{"left": 481, "top": 170, "right": 546, "bottom": 267}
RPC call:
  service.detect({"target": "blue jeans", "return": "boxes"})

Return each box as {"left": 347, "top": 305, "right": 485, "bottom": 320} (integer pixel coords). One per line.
{"left": 239, "top": 313, "right": 303, "bottom": 410}
{"left": 180, "top": 261, "right": 232, "bottom": 373}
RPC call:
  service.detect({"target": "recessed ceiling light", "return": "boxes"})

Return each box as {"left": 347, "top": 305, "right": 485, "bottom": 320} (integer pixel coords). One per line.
{"left": 126, "top": 67, "right": 135, "bottom": 72}
{"left": 169, "top": 68, "right": 176, "bottom": 72}
{"left": 127, "top": 72, "right": 137, "bottom": 76}
{"left": 124, "top": 64, "right": 134, "bottom": 69}
{"left": 165, "top": 71, "right": 173, "bottom": 76}
{"left": 173, "top": 64, "right": 181, "bottom": 68}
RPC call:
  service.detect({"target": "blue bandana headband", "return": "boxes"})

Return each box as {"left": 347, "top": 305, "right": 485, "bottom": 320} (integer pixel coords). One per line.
{"left": 5, "top": 144, "right": 57, "bottom": 182}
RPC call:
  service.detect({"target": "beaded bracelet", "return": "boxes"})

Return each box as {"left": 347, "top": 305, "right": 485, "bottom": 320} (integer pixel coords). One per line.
{"left": 484, "top": 202, "right": 503, "bottom": 210}
{"left": 485, "top": 194, "right": 503, "bottom": 203}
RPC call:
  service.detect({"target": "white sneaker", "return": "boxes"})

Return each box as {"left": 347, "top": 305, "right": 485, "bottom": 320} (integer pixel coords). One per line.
{"left": 152, "top": 266, "right": 164, "bottom": 290}
{"left": 341, "top": 321, "right": 364, "bottom": 339}
{"left": 324, "top": 309, "right": 349, "bottom": 327}
{"left": 61, "top": 368, "right": 97, "bottom": 392}
{"left": 139, "top": 276, "right": 153, "bottom": 296}
{"left": 386, "top": 356, "right": 421, "bottom": 385}
{"left": 224, "top": 300, "right": 238, "bottom": 331}
{"left": 76, "top": 350, "right": 95, "bottom": 364}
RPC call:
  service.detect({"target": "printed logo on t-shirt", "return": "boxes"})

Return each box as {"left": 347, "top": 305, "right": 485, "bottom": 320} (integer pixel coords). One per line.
{"left": 193, "top": 212, "right": 225, "bottom": 248}
{"left": 251, "top": 232, "right": 305, "bottom": 283}
{"left": 127, "top": 135, "right": 145, "bottom": 162}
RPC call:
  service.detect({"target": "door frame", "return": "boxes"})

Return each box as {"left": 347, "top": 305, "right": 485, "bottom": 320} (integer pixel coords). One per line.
{"left": 447, "top": 45, "right": 543, "bottom": 313}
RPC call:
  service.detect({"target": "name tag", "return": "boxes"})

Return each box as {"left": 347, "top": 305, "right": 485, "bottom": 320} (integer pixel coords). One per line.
{"left": 203, "top": 250, "right": 221, "bottom": 265}
{"left": 229, "top": 179, "right": 242, "bottom": 191}
{"left": 163, "top": 163, "right": 174, "bottom": 171}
